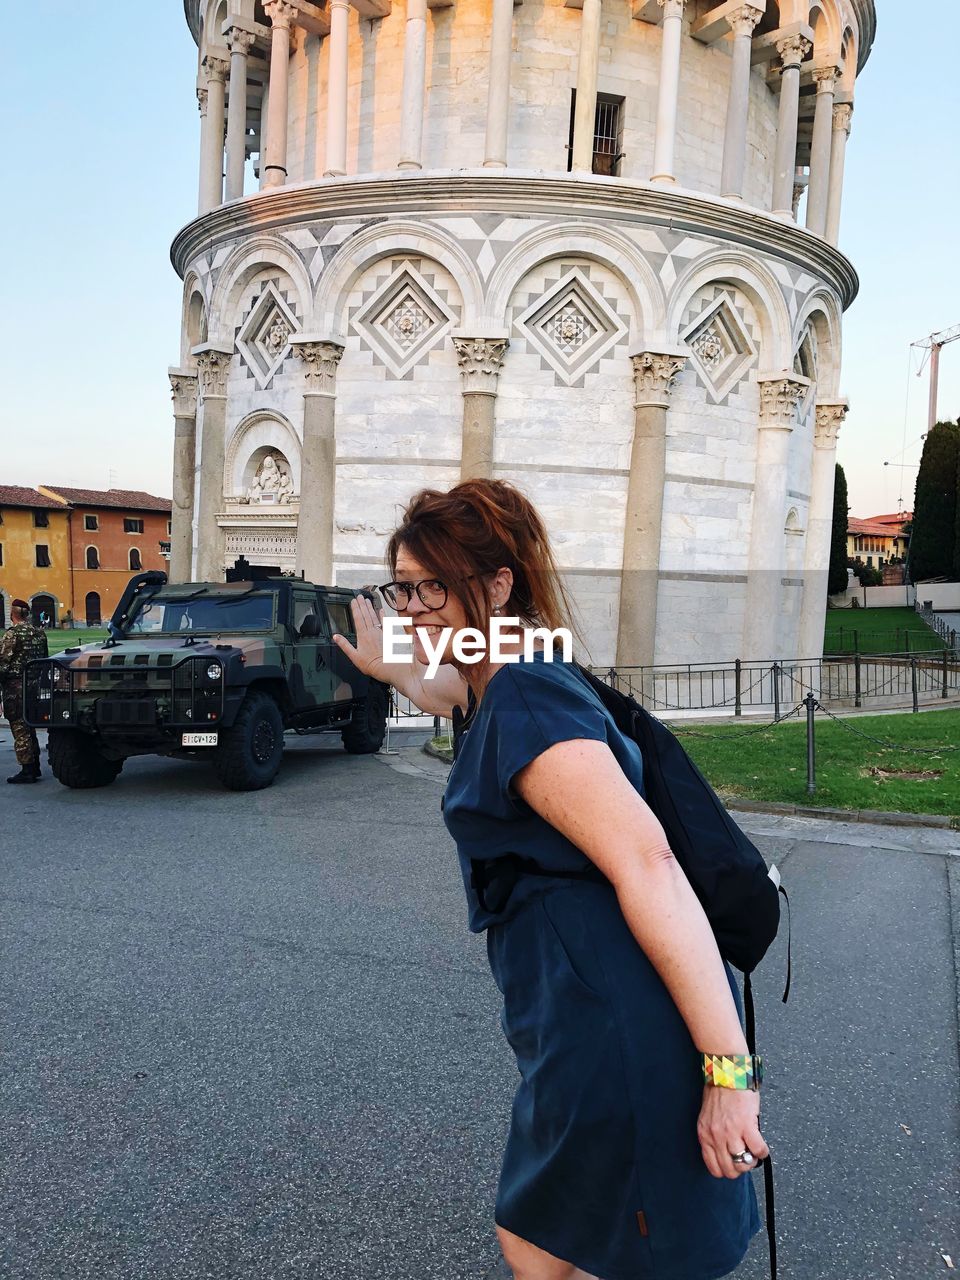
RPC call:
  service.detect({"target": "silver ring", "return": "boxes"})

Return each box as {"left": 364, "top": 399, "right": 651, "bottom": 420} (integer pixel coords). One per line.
{"left": 730, "top": 1150, "right": 755, "bottom": 1165}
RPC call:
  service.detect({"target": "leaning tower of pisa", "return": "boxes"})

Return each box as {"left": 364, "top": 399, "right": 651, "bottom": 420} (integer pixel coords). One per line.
{"left": 170, "top": 0, "right": 874, "bottom": 669}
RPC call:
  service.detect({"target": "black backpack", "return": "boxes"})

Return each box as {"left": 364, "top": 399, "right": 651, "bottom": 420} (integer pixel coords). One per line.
{"left": 571, "top": 662, "right": 785, "bottom": 980}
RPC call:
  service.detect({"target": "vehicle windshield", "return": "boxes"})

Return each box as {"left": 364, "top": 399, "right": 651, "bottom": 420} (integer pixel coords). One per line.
{"left": 126, "top": 592, "right": 275, "bottom": 635}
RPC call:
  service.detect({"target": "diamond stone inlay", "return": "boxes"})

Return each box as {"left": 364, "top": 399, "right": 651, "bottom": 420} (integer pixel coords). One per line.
{"left": 236, "top": 283, "right": 300, "bottom": 387}
{"left": 353, "top": 264, "right": 456, "bottom": 377}
{"left": 515, "top": 268, "right": 628, "bottom": 385}
{"left": 681, "top": 293, "right": 757, "bottom": 402}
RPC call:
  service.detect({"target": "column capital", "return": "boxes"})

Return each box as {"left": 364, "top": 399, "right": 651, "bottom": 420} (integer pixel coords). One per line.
{"left": 728, "top": 4, "right": 763, "bottom": 37}
{"left": 657, "top": 0, "right": 685, "bottom": 17}
{"left": 757, "top": 373, "right": 810, "bottom": 428}
{"left": 192, "top": 344, "right": 234, "bottom": 398}
{"left": 776, "top": 33, "right": 812, "bottom": 69}
{"left": 168, "top": 368, "right": 199, "bottom": 417}
{"left": 291, "top": 337, "right": 345, "bottom": 394}
{"left": 225, "top": 25, "right": 256, "bottom": 54}
{"left": 631, "top": 350, "right": 687, "bottom": 405}
{"left": 814, "top": 399, "right": 849, "bottom": 448}
{"left": 453, "top": 336, "right": 509, "bottom": 395}
{"left": 832, "top": 102, "right": 854, "bottom": 134}
{"left": 202, "top": 54, "right": 230, "bottom": 83}
{"left": 812, "top": 64, "right": 840, "bottom": 91}
{"left": 264, "top": 0, "right": 298, "bottom": 30}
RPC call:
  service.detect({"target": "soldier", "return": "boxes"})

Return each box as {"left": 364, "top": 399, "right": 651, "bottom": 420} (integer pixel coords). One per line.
{"left": 0, "top": 599, "right": 49, "bottom": 783}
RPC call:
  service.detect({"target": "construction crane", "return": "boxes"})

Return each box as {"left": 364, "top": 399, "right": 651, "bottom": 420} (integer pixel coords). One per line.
{"left": 912, "top": 324, "right": 960, "bottom": 429}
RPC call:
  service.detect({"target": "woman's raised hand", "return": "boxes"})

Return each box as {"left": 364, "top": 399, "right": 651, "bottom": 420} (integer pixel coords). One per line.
{"left": 331, "top": 592, "right": 390, "bottom": 681}
{"left": 697, "top": 1085, "right": 769, "bottom": 1181}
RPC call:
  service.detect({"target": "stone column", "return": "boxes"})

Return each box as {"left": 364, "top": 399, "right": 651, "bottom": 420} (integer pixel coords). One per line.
{"left": 805, "top": 66, "right": 839, "bottom": 235}
{"left": 225, "top": 26, "right": 255, "bottom": 201}
{"left": 453, "top": 337, "right": 510, "bottom": 481}
{"left": 651, "top": 0, "right": 685, "bottom": 184}
{"left": 291, "top": 339, "right": 344, "bottom": 584}
{"left": 169, "top": 370, "right": 199, "bottom": 583}
{"left": 193, "top": 345, "right": 234, "bottom": 582}
{"left": 324, "top": 0, "right": 351, "bottom": 176}
{"left": 483, "top": 0, "right": 514, "bottom": 168}
{"left": 398, "top": 0, "right": 428, "bottom": 169}
{"left": 798, "top": 400, "right": 848, "bottom": 660}
{"left": 825, "top": 102, "right": 853, "bottom": 246}
{"left": 771, "top": 34, "right": 812, "bottom": 218}
{"left": 743, "top": 374, "right": 810, "bottom": 659}
{"left": 198, "top": 56, "right": 229, "bottom": 213}
{"left": 262, "top": 0, "right": 297, "bottom": 189}
{"left": 571, "top": 0, "right": 602, "bottom": 173}
{"left": 615, "top": 351, "right": 687, "bottom": 670}
{"left": 720, "top": 5, "right": 763, "bottom": 198}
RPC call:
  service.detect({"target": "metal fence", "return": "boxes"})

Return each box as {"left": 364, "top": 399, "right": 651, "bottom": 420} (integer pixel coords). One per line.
{"left": 592, "top": 651, "right": 960, "bottom": 717}
{"left": 915, "top": 601, "right": 960, "bottom": 654}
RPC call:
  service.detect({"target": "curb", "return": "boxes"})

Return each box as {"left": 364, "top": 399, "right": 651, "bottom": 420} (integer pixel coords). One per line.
{"left": 421, "top": 744, "right": 959, "bottom": 830}
{"left": 716, "top": 796, "right": 959, "bottom": 831}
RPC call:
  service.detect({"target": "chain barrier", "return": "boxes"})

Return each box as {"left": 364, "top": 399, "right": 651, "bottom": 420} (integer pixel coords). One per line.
{"left": 671, "top": 703, "right": 805, "bottom": 740}
{"left": 810, "top": 698, "right": 960, "bottom": 755}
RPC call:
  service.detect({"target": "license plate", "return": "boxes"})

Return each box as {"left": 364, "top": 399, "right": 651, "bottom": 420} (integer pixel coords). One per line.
{"left": 182, "top": 732, "right": 218, "bottom": 747}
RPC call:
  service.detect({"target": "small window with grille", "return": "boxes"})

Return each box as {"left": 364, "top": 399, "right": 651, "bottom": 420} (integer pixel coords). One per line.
{"left": 567, "top": 90, "right": 626, "bottom": 177}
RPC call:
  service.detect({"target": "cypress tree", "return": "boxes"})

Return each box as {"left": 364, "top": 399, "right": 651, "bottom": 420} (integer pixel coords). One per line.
{"left": 828, "top": 462, "right": 850, "bottom": 595}
{"left": 909, "top": 419, "right": 960, "bottom": 582}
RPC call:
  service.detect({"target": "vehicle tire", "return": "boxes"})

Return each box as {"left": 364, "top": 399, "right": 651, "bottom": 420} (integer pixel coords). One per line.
{"left": 213, "top": 690, "right": 285, "bottom": 791}
{"left": 341, "top": 679, "right": 390, "bottom": 754}
{"left": 48, "top": 730, "right": 124, "bottom": 789}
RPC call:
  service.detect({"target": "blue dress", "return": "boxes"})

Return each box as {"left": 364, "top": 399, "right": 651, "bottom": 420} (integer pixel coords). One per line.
{"left": 441, "top": 650, "right": 760, "bottom": 1280}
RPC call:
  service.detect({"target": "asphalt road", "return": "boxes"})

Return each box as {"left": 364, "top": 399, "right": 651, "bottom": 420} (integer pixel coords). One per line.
{"left": 1, "top": 729, "right": 958, "bottom": 1280}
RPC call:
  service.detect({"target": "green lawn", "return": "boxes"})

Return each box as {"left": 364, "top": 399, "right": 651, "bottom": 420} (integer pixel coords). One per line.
{"left": 45, "top": 629, "right": 109, "bottom": 655}
{"left": 676, "top": 707, "right": 960, "bottom": 819}
{"left": 823, "top": 606, "right": 945, "bottom": 656}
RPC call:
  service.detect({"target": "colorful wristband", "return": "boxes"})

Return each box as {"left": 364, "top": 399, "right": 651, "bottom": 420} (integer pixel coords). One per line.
{"left": 701, "top": 1053, "right": 763, "bottom": 1091}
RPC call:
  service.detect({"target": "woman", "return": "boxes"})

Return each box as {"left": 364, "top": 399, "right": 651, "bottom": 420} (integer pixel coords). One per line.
{"left": 333, "top": 479, "right": 765, "bottom": 1280}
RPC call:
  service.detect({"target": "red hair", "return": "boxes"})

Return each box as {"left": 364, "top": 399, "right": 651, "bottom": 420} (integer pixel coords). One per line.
{"left": 386, "top": 479, "right": 589, "bottom": 688}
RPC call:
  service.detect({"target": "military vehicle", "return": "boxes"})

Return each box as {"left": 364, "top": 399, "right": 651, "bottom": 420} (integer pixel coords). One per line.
{"left": 23, "top": 570, "right": 391, "bottom": 791}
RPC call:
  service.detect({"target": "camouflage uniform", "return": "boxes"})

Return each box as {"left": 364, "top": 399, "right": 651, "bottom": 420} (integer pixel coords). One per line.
{"left": 0, "top": 620, "right": 49, "bottom": 767}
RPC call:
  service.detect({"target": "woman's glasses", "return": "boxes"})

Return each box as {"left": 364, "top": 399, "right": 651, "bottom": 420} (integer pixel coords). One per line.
{"left": 379, "top": 579, "right": 448, "bottom": 610}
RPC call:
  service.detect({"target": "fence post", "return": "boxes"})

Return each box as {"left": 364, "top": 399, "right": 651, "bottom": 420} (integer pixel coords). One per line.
{"left": 911, "top": 657, "right": 919, "bottom": 713}
{"left": 942, "top": 648, "right": 949, "bottom": 700}
{"left": 854, "top": 629, "right": 859, "bottom": 654}
{"left": 805, "top": 691, "right": 816, "bottom": 795}
{"left": 854, "top": 651, "right": 862, "bottom": 708}
{"left": 772, "top": 661, "right": 780, "bottom": 721}
{"left": 433, "top": 714, "right": 440, "bottom": 738}
{"left": 735, "top": 659, "right": 742, "bottom": 718}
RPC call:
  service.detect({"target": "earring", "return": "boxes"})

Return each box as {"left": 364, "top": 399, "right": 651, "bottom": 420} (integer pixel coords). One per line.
{"left": 493, "top": 604, "right": 502, "bottom": 615}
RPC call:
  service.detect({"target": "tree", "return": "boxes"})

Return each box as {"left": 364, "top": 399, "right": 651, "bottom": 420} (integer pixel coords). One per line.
{"left": 909, "top": 419, "right": 960, "bottom": 582}
{"left": 828, "top": 462, "right": 850, "bottom": 594}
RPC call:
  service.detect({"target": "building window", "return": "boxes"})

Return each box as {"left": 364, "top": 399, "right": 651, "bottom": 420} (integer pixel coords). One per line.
{"left": 167, "top": 519, "right": 173, "bottom": 535}
{"left": 567, "top": 91, "right": 626, "bottom": 176}
{"left": 34, "top": 509, "right": 49, "bottom": 528}
{"left": 0, "top": 543, "right": 3, "bottom": 566}
{"left": 36, "top": 544, "right": 50, "bottom": 568}
{"left": 85, "top": 591, "right": 102, "bottom": 625}
{"left": 129, "top": 547, "right": 142, "bottom": 571}
{"left": 84, "top": 514, "right": 99, "bottom": 531}
{"left": 86, "top": 546, "right": 100, "bottom": 570}
{"left": 124, "top": 517, "right": 144, "bottom": 534}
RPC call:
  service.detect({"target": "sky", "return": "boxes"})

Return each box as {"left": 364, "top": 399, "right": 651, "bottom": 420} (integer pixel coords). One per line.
{"left": 2, "top": 2, "right": 958, "bottom": 521}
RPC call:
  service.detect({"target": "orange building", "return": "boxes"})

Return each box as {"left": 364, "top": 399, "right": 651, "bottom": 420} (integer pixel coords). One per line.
{"left": 846, "top": 511, "right": 912, "bottom": 569}
{"left": 37, "top": 487, "right": 173, "bottom": 625}
{"left": 0, "top": 486, "right": 72, "bottom": 628}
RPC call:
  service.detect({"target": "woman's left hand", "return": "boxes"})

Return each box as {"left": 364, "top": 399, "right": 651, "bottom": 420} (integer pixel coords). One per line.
{"left": 697, "top": 1085, "right": 769, "bottom": 1180}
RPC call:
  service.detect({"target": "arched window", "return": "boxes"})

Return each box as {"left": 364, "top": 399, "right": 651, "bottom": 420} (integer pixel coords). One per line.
{"left": 85, "top": 592, "right": 102, "bottom": 625}
{"left": 129, "top": 547, "right": 143, "bottom": 571}
{"left": 86, "top": 545, "right": 100, "bottom": 570}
